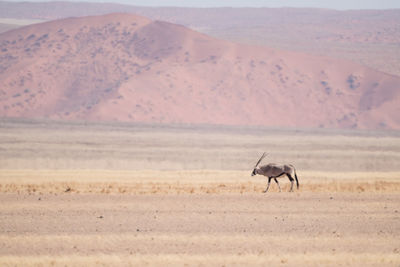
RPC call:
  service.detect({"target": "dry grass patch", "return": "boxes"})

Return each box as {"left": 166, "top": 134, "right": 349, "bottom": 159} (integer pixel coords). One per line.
{"left": 0, "top": 170, "right": 399, "bottom": 194}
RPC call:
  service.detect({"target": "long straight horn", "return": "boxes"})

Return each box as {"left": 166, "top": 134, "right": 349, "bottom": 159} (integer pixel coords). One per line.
{"left": 254, "top": 152, "right": 268, "bottom": 168}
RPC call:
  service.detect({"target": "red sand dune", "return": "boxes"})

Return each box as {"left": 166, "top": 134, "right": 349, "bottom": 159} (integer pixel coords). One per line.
{"left": 0, "top": 13, "right": 399, "bottom": 129}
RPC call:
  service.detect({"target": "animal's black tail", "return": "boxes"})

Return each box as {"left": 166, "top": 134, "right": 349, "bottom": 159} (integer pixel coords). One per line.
{"left": 294, "top": 171, "right": 299, "bottom": 189}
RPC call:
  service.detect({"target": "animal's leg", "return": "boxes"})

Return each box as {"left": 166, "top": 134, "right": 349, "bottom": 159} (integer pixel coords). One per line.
{"left": 295, "top": 172, "right": 299, "bottom": 189}
{"left": 263, "top": 177, "right": 272, "bottom": 193}
{"left": 287, "top": 174, "right": 294, "bottom": 192}
{"left": 274, "top": 178, "right": 281, "bottom": 192}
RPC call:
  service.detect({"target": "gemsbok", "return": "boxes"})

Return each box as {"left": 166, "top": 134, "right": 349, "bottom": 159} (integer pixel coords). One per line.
{"left": 251, "top": 152, "right": 299, "bottom": 193}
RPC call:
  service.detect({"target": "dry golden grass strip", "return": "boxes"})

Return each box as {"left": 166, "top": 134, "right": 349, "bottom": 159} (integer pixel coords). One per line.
{"left": 1, "top": 170, "right": 399, "bottom": 194}
{"left": 1, "top": 180, "right": 400, "bottom": 194}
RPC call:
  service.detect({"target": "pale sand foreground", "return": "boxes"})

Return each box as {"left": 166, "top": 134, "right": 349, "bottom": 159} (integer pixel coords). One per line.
{"left": 0, "top": 193, "right": 399, "bottom": 266}
{"left": 0, "top": 170, "right": 399, "bottom": 266}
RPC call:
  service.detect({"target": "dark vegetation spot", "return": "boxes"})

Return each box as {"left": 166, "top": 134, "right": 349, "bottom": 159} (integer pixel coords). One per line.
{"left": 24, "top": 89, "right": 30, "bottom": 94}
{"left": 320, "top": 81, "right": 331, "bottom": 94}
{"left": 27, "top": 34, "right": 36, "bottom": 40}
{"left": 37, "top": 34, "right": 48, "bottom": 42}
{"left": 13, "top": 93, "right": 21, "bottom": 98}
{"left": 347, "top": 74, "right": 360, "bottom": 90}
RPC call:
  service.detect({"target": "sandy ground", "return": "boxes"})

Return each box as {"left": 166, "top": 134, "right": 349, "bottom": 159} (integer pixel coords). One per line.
{"left": 1, "top": 192, "right": 399, "bottom": 266}
{"left": 1, "top": 122, "right": 399, "bottom": 266}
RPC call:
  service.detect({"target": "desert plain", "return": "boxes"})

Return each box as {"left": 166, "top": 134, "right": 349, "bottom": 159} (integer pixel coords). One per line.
{"left": 1, "top": 2, "right": 400, "bottom": 266}
{"left": 0, "top": 119, "right": 400, "bottom": 266}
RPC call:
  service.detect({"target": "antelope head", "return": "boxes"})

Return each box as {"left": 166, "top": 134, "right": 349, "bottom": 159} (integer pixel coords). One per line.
{"left": 251, "top": 152, "right": 267, "bottom": 176}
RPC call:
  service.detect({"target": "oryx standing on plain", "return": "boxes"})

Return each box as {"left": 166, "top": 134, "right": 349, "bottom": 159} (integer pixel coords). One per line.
{"left": 251, "top": 152, "right": 299, "bottom": 193}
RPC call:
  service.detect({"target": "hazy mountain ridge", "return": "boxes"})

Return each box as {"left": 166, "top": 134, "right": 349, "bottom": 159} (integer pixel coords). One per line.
{"left": 1, "top": 1, "right": 400, "bottom": 76}
{"left": 2, "top": 2, "right": 399, "bottom": 46}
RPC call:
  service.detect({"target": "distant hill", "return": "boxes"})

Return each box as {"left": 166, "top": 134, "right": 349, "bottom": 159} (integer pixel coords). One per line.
{"left": 1, "top": 1, "right": 399, "bottom": 76}
{"left": 0, "top": 13, "right": 399, "bottom": 129}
